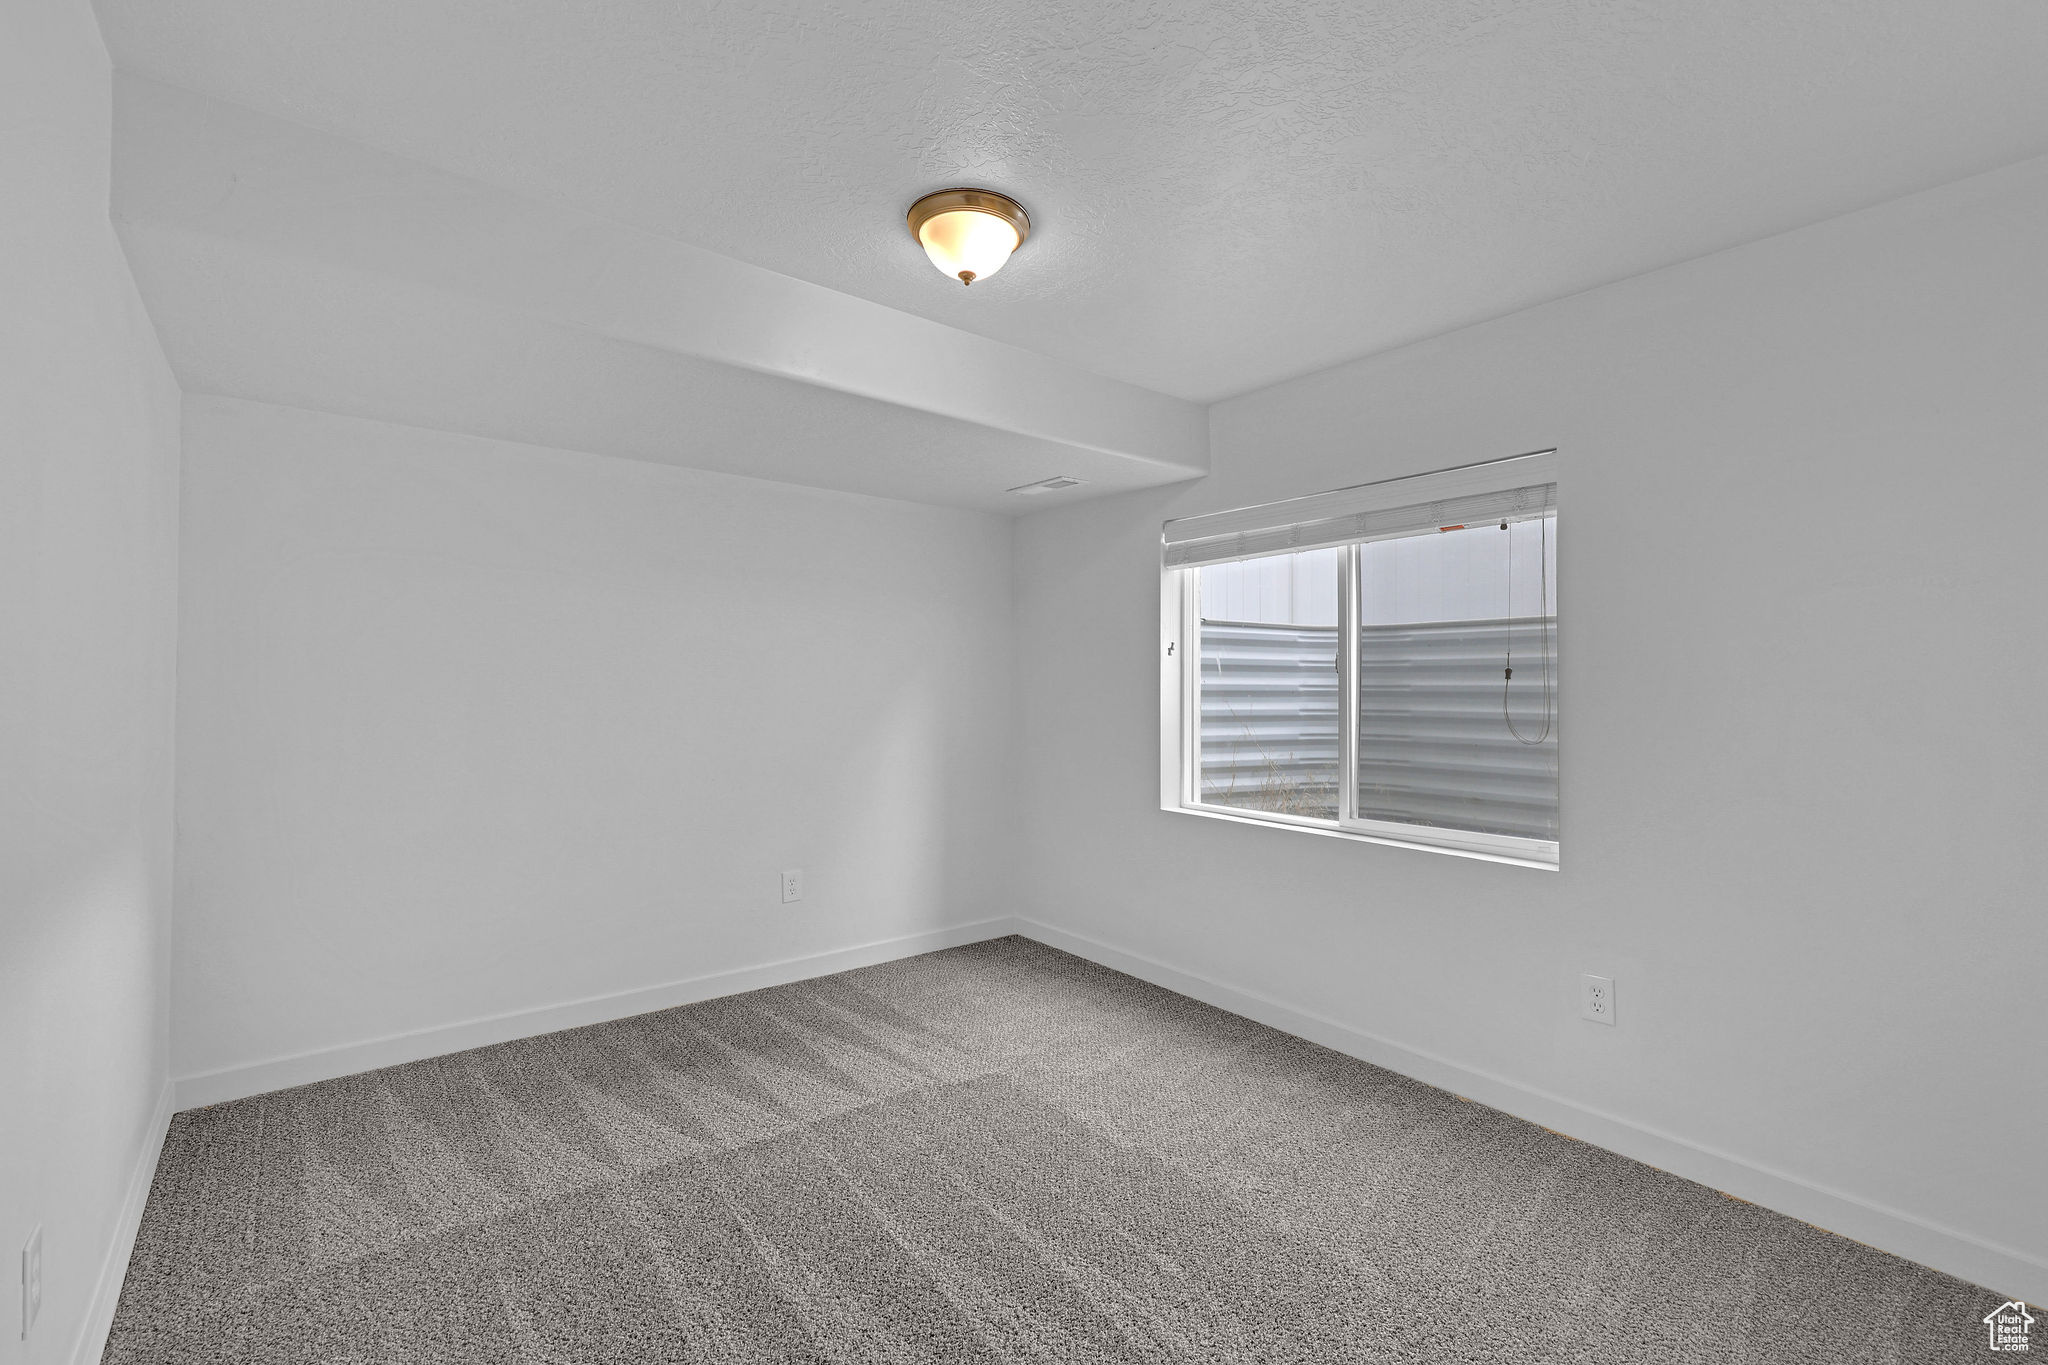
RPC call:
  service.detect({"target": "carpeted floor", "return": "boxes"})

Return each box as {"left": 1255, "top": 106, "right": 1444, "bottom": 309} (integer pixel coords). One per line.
{"left": 105, "top": 936, "right": 1998, "bottom": 1363}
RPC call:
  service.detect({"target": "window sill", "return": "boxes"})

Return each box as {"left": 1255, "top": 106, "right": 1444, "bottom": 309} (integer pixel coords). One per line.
{"left": 1166, "top": 801, "right": 1560, "bottom": 871}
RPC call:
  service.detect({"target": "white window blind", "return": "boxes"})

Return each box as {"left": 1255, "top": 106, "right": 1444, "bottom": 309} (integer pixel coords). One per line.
{"left": 1162, "top": 450, "right": 1557, "bottom": 569}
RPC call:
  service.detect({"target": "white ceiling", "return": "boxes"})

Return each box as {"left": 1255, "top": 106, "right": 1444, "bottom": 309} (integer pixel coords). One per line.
{"left": 112, "top": 77, "right": 1208, "bottom": 513}
{"left": 95, "top": 0, "right": 2048, "bottom": 405}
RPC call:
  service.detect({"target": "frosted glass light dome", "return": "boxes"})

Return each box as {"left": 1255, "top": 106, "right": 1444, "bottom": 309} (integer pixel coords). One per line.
{"left": 906, "top": 189, "right": 1030, "bottom": 286}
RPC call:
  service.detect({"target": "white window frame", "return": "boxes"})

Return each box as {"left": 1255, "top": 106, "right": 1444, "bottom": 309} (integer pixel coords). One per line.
{"left": 1159, "top": 451, "right": 1559, "bottom": 871}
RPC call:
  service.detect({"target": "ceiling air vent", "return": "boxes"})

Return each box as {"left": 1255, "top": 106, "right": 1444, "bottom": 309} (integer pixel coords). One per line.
{"left": 1005, "top": 475, "right": 1086, "bottom": 496}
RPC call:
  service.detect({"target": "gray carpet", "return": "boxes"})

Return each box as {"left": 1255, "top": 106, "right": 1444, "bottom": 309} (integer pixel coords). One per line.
{"left": 105, "top": 936, "right": 1999, "bottom": 1363}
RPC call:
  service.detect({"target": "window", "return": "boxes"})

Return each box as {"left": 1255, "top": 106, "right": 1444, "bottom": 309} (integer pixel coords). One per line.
{"left": 1160, "top": 452, "right": 1558, "bottom": 868}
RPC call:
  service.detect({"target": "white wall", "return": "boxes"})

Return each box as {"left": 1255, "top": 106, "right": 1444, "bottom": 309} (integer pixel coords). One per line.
{"left": 172, "top": 397, "right": 1014, "bottom": 1090}
{"left": 1014, "top": 155, "right": 2048, "bottom": 1298}
{"left": 0, "top": 2, "right": 181, "bottom": 1361}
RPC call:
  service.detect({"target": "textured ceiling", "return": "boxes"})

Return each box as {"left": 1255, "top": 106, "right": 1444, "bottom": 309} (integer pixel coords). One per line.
{"left": 96, "top": 0, "right": 2048, "bottom": 402}
{"left": 112, "top": 77, "right": 1209, "bottom": 511}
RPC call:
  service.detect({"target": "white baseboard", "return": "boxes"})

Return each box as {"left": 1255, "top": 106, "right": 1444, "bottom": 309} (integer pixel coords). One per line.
{"left": 173, "top": 919, "right": 1017, "bottom": 1110}
{"left": 69, "top": 1080, "right": 174, "bottom": 1365}
{"left": 1010, "top": 916, "right": 2047, "bottom": 1305}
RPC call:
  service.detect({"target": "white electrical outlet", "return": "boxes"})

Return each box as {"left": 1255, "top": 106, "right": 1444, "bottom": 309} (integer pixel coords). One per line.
{"left": 1580, "top": 973, "right": 1616, "bottom": 1026}
{"left": 21, "top": 1224, "right": 41, "bottom": 1340}
{"left": 780, "top": 868, "right": 803, "bottom": 904}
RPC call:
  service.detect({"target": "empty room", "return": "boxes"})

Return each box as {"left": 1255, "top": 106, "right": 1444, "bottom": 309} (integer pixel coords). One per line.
{"left": 6, "top": 0, "right": 2046, "bottom": 1360}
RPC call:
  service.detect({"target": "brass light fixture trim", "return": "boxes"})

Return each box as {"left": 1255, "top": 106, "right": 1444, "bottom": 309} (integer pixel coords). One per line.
{"left": 906, "top": 188, "right": 1031, "bottom": 286}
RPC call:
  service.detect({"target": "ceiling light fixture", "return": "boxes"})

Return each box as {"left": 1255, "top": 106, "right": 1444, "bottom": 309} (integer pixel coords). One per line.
{"left": 907, "top": 188, "right": 1030, "bottom": 286}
